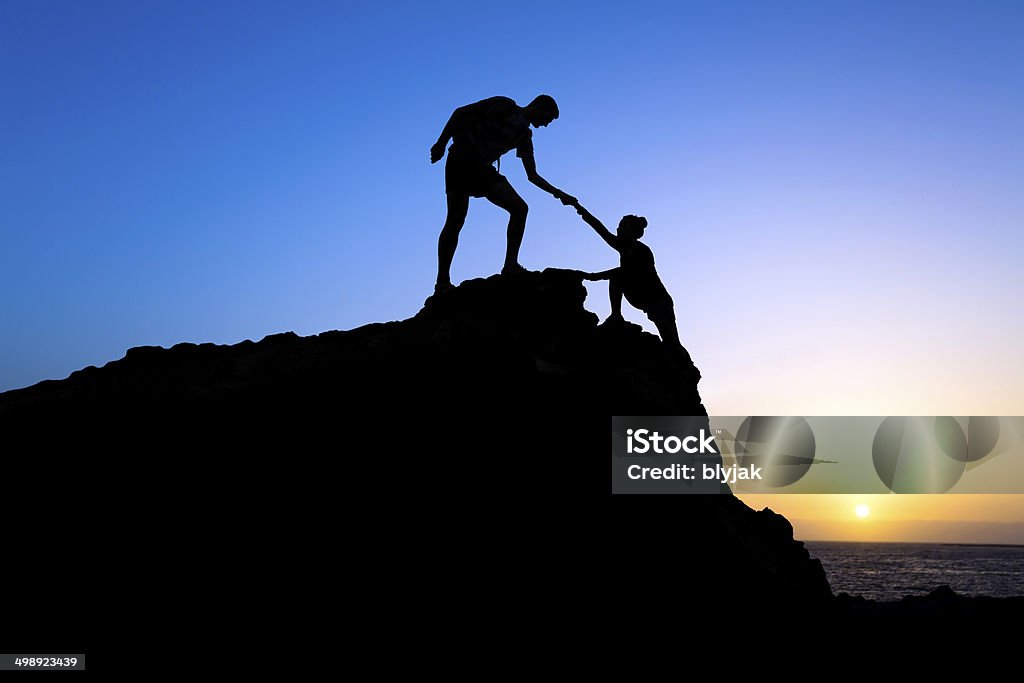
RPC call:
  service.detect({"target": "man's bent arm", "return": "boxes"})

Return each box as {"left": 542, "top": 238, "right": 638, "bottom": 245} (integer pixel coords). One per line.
{"left": 431, "top": 102, "right": 485, "bottom": 161}
{"left": 434, "top": 107, "right": 467, "bottom": 147}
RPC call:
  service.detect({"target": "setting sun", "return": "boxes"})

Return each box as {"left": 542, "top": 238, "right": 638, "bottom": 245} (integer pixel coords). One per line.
{"left": 855, "top": 504, "right": 870, "bottom": 519}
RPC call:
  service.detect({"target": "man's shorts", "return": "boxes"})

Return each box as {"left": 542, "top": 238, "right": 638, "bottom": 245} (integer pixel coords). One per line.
{"left": 445, "top": 146, "right": 504, "bottom": 198}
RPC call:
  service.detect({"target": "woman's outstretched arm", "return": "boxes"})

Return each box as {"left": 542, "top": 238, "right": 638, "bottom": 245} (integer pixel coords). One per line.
{"left": 573, "top": 202, "right": 619, "bottom": 251}
{"left": 583, "top": 267, "right": 620, "bottom": 281}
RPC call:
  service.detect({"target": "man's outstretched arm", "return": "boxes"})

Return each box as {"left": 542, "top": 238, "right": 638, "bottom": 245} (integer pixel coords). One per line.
{"left": 521, "top": 156, "right": 577, "bottom": 205}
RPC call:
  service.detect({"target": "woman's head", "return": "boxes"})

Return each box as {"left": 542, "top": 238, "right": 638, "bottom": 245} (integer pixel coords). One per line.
{"left": 617, "top": 215, "right": 647, "bottom": 240}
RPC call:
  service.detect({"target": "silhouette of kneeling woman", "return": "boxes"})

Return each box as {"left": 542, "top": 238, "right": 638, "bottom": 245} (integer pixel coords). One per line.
{"left": 573, "top": 202, "right": 684, "bottom": 352}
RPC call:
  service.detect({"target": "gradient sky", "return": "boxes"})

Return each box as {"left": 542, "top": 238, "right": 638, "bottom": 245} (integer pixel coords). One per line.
{"left": 2, "top": 2, "right": 1023, "bottom": 539}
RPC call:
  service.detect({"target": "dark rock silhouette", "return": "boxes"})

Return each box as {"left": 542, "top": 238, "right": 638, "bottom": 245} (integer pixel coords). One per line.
{"left": 834, "top": 585, "right": 1024, "bottom": 624}
{"left": 2, "top": 268, "right": 834, "bottom": 625}
{"left": 7, "top": 267, "right": 1021, "bottom": 648}
{"left": 1, "top": 268, "right": 701, "bottom": 423}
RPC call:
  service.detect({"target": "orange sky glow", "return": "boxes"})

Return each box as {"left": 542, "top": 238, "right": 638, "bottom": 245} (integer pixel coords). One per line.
{"left": 737, "top": 493, "right": 1024, "bottom": 544}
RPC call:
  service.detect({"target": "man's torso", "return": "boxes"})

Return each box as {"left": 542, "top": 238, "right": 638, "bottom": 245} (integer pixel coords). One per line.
{"left": 455, "top": 96, "right": 533, "bottom": 164}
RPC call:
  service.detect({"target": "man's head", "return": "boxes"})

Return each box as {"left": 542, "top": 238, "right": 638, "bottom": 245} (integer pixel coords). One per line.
{"left": 617, "top": 215, "right": 647, "bottom": 241}
{"left": 525, "top": 94, "right": 559, "bottom": 127}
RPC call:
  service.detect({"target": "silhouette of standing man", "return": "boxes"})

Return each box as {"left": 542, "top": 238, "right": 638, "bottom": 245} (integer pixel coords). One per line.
{"left": 430, "top": 95, "right": 576, "bottom": 294}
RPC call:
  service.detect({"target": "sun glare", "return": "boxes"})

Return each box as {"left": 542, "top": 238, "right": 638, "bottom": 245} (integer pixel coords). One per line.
{"left": 855, "top": 504, "right": 870, "bottom": 519}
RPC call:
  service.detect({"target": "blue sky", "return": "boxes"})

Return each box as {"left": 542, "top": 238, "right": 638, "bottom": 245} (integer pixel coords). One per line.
{"left": 2, "top": 0, "right": 1022, "bottom": 416}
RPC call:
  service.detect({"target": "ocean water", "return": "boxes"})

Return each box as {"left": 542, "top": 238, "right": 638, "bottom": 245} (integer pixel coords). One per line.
{"left": 805, "top": 541, "right": 1024, "bottom": 601}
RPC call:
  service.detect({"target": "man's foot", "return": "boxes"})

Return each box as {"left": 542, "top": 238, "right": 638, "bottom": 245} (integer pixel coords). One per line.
{"left": 500, "top": 263, "right": 529, "bottom": 276}
{"left": 601, "top": 313, "right": 626, "bottom": 326}
{"left": 424, "top": 281, "right": 454, "bottom": 307}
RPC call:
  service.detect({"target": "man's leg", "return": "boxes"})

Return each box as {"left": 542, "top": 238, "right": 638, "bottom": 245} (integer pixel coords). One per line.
{"left": 483, "top": 178, "right": 529, "bottom": 273}
{"left": 437, "top": 190, "right": 470, "bottom": 290}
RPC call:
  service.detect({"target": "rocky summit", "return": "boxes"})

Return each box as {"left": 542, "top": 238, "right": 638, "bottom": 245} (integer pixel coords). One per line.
{"left": 1, "top": 268, "right": 834, "bottom": 620}
{"left": 0, "top": 268, "right": 704, "bottom": 425}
